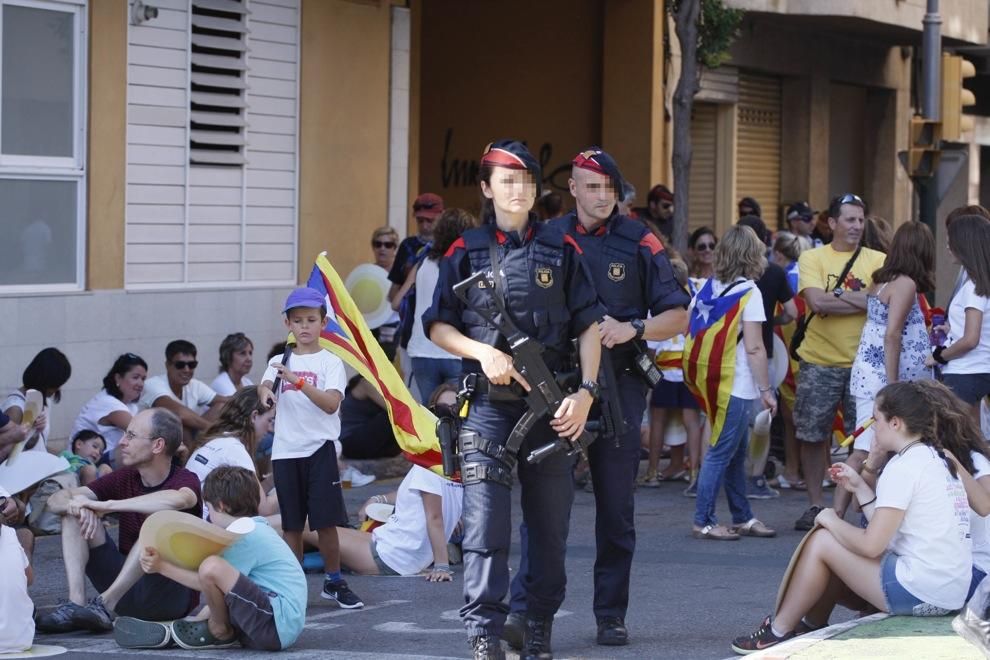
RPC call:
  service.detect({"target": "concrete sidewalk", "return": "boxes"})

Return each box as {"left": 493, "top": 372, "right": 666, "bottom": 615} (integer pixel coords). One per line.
{"left": 741, "top": 613, "right": 984, "bottom": 659}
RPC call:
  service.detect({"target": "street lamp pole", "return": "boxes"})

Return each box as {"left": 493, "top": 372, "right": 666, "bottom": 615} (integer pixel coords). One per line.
{"left": 918, "top": 0, "right": 941, "bottom": 234}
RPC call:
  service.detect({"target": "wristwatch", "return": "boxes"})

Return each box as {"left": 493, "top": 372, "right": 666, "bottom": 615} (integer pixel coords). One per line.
{"left": 579, "top": 380, "right": 600, "bottom": 400}
{"left": 933, "top": 345, "right": 948, "bottom": 365}
{"left": 630, "top": 318, "right": 646, "bottom": 340}
{"left": 832, "top": 288, "right": 844, "bottom": 298}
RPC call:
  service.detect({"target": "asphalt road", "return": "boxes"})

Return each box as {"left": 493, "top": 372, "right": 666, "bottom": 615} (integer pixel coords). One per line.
{"left": 28, "top": 473, "right": 855, "bottom": 660}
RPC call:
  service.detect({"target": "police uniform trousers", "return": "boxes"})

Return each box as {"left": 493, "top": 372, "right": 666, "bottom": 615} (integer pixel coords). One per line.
{"left": 510, "top": 372, "right": 646, "bottom": 620}
{"left": 459, "top": 392, "right": 576, "bottom": 639}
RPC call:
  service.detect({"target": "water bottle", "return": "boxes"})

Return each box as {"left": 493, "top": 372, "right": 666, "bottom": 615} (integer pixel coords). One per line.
{"left": 930, "top": 313, "right": 946, "bottom": 348}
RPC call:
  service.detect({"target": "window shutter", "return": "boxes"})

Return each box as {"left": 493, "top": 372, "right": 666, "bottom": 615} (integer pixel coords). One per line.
{"left": 736, "top": 73, "right": 782, "bottom": 226}
{"left": 190, "top": 0, "right": 249, "bottom": 166}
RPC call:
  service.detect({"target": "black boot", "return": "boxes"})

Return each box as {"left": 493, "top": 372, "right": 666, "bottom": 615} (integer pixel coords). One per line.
{"left": 503, "top": 611, "right": 525, "bottom": 650}
{"left": 522, "top": 614, "right": 553, "bottom": 660}
{"left": 596, "top": 616, "right": 629, "bottom": 646}
{"left": 469, "top": 634, "right": 505, "bottom": 660}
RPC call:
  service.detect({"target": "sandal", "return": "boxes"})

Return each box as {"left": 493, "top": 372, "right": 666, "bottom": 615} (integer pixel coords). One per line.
{"left": 170, "top": 619, "right": 238, "bottom": 650}
{"left": 775, "top": 475, "right": 807, "bottom": 491}
{"left": 730, "top": 518, "right": 777, "bottom": 538}
{"left": 691, "top": 524, "right": 740, "bottom": 541}
{"left": 657, "top": 469, "right": 688, "bottom": 482}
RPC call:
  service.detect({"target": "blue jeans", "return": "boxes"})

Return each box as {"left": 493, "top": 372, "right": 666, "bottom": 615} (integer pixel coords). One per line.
{"left": 693, "top": 396, "right": 755, "bottom": 528}
{"left": 411, "top": 357, "right": 461, "bottom": 403}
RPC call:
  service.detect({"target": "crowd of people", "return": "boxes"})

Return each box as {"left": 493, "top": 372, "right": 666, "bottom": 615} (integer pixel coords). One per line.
{"left": 2, "top": 139, "right": 990, "bottom": 659}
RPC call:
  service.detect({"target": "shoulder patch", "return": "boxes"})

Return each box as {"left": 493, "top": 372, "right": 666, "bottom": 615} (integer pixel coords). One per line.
{"left": 640, "top": 233, "right": 664, "bottom": 256}
{"left": 563, "top": 233, "right": 583, "bottom": 255}
{"left": 444, "top": 237, "right": 466, "bottom": 258}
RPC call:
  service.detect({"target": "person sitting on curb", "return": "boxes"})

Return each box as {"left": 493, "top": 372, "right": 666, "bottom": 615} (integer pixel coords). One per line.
{"left": 121, "top": 466, "right": 307, "bottom": 651}
{"left": 35, "top": 408, "right": 202, "bottom": 634}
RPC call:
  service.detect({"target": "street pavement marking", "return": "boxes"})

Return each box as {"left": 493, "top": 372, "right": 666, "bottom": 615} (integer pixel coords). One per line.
{"left": 373, "top": 621, "right": 464, "bottom": 634}
{"left": 305, "top": 598, "right": 410, "bottom": 622}
{"left": 440, "top": 608, "right": 573, "bottom": 622}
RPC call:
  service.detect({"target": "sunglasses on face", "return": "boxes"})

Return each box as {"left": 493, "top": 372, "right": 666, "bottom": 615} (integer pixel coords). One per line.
{"left": 372, "top": 240, "right": 396, "bottom": 249}
{"left": 172, "top": 360, "right": 198, "bottom": 370}
{"left": 695, "top": 242, "right": 716, "bottom": 251}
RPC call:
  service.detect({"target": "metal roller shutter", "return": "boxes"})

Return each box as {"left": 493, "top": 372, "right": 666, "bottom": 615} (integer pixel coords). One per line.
{"left": 688, "top": 102, "right": 718, "bottom": 236}
{"left": 736, "top": 73, "right": 782, "bottom": 226}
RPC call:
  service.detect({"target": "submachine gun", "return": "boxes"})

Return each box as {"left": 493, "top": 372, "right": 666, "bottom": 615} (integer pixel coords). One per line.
{"left": 452, "top": 269, "right": 596, "bottom": 465}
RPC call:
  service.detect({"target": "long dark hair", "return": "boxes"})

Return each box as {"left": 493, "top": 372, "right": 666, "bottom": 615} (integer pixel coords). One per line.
{"left": 948, "top": 215, "right": 990, "bottom": 296}
{"left": 871, "top": 221, "right": 935, "bottom": 293}
{"left": 103, "top": 353, "right": 148, "bottom": 400}
{"left": 875, "top": 380, "right": 988, "bottom": 477}
{"left": 189, "top": 386, "right": 267, "bottom": 461}
{"left": 427, "top": 208, "right": 477, "bottom": 260}
{"left": 22, "top": 347, "right": 71, "bottom": 405}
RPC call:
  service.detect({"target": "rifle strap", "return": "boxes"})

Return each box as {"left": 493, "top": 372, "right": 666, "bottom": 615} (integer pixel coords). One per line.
{"left": 487, "top": 230, "right": 525, "bottom": 338}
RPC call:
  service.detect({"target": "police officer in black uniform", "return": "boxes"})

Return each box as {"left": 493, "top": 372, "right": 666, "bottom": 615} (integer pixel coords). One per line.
{"left": 424, "top": 140, "right": 604, "bottom": 660}
{"left": 506, "top": 148, "right": 690, "bottom": 648}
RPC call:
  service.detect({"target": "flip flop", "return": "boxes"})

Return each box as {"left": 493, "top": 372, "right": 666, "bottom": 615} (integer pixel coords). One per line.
{"left": 114, "top": 617, "right": 173, "bottom": 649}
{"left": 657, "top": 470, "right": 689, "bottom": 482}
{"left": 170, "top": 619, "right": 238, "bottom": 650}
{"left": 691, "top": 524, "right": 740, "bottom": 541}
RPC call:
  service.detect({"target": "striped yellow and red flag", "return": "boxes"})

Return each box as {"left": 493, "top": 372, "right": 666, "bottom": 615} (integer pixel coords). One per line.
{"left": 683, "top": 279, "right": 753, "bottom": 445}
{"left": 305, "top": 253, "right": 445, "bottom": 476}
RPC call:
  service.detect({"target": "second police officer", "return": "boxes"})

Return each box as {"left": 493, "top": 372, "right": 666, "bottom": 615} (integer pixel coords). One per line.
{"left": 424, "top": 140, "right": 605, "bottom": 660}
{"left": 506, "top": 148, "right": 690, "bottom": 648}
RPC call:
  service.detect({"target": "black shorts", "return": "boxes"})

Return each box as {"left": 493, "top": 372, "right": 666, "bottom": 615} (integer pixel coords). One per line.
{"left": 272, "top": 441, "right": 347, "bottom": 532}
{"left": 226, "top": 574, "right": 282, "bottom": 651}
{"left": 86, "top": 536, "right": 195, "bottom": 620}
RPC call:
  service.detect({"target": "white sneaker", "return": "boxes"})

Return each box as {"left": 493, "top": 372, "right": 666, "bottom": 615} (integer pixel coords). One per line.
{"left": 341, "top": 465, "right": 376, "bottom": 488}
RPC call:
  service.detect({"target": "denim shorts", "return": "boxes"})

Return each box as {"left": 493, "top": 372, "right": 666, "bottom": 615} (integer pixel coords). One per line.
{"left": 880, "top": 552, "right": 926, "bottom": 615}
{"left": 370, "top": 538, "right": 400, "bottom": 576}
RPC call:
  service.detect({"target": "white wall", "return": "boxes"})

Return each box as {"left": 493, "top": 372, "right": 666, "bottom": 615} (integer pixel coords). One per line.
{"left": 0, "top": 286, "right": 291, "bottom": 449}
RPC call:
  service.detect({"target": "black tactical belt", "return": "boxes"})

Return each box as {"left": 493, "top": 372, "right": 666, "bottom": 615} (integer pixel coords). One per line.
{"left": 460, "top": 461, "right": 513, "bottom": 488}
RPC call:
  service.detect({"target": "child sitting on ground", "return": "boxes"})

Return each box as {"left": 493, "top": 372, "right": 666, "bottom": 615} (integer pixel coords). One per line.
{"left": 131, "top": 466, "right": 308, "bottom": 651}
{"left": 61, "top": 430, "right": 113, "bottom": 486}
{"left": 0, "top": 486, "right": 34, "bottom": 653}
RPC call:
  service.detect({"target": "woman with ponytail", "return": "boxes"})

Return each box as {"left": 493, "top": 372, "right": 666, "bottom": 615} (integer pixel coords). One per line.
{"left": 731, "top": 380, "right": 972, "bottom": 654}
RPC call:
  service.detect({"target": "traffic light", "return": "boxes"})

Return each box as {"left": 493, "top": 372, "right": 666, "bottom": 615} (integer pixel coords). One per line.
{"left": 908, "top": 116, "right": 940, "bottom": 178}
{"left": 941, "top": 53, "right": 976, "bottom": 142}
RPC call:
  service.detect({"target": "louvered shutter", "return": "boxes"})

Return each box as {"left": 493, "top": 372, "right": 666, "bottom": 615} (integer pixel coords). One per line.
{"left": 688, "top": 102, "right": 718, "bottom": 236}
{"left": 736, "top": 73, "right": 782, "bottom": 225}
{"left": 190, "top": 0, "right": 249, "bottom": 166}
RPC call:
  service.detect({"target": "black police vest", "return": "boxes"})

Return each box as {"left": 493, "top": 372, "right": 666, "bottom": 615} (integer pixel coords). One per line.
{"left": 459, "top": 223, "right": 572, "bottom": 358}
{"left": 559, "top": 214, "right": 647, "bottom": 321}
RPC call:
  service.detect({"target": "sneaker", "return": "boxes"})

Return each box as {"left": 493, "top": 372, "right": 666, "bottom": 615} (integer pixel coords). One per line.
{"left": 341, "top": 465, "right": 376, "bottom": 488}
{"left": 794, "top": 617, "right": 825, "bottom": 636}
{"left": 746, "top": 476, "right": 780, "bottom": 500}
{"left": 731, "top": 615, "right": 794, "bottom": 654}
{"left": 795, "top": 505, "right": 824, "bottom": 531}
{"left": 322, "top": 577, "right": 364, "bottom": 609}
{"left": 114, "top": 616, "right": 173, "bottom": 649}
{"left": 73, "top": 595, "right": 114, "bottom": 632}
{"left": 36, "top": 600, "right": 88, "bottom": 634}
{"left": 683, "top": 480, "right": 698, "bottom": 498}
{"left": 170, "top": 619, "right": 237, "bottom": 650}
{"left": 953, "top": 608, "right": 990, "bottom": 656}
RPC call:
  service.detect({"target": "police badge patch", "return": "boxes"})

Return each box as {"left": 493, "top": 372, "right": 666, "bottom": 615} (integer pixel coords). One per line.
{"left": 608, "top": 262, "right": 626, "bottom": 282}
{"left": 535, "top": 267, "right": 553, "bottom": 288}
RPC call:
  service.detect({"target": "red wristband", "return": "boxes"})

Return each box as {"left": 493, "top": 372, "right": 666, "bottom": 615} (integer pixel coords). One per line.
{"left": 293, "top": 376, "right": 305, "bottom": 390}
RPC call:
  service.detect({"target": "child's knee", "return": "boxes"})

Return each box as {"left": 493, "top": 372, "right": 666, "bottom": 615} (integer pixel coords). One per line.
{"left": 198, "top": 555, "right": 229, "bottom": 581}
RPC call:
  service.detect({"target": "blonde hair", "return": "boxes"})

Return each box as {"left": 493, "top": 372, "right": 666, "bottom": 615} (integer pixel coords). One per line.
{"left": 772, "top": 231, "right": 804, "bottom": 263}
{"left": 715, "top": 225, "right": 767, "bottom": 282}
{"left": 371, "top": 226, "right": 398, "bottom": 243}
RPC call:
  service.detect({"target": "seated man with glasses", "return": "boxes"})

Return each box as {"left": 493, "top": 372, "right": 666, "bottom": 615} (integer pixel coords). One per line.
{"left": 36, "top": 408, "right": 203, "bottom": 634}
{"left": 140, "top": 340, "right": 229, "bottom": 448}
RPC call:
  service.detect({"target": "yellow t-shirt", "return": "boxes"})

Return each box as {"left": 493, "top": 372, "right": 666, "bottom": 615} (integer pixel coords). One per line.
{"left": 796, "top": 244, "right": 886, "bottom": 367}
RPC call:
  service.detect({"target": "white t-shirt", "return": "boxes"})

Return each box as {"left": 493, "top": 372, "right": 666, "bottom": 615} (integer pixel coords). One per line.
{"left": 139, "top": 375, "right": 217, "bottom": 412}
{"left": 691, "top": 279, "right": 765, "bottom": 400}
{"left": 372, "top": 465, "right": 464, "bottom": 575}
{"left": 970, "top": 451, "right": 990, "bottom": 573}
{"left": 186, "top": 435, "right": 257, "bottom": 519}
{"left": 944, "top": 275, "right": 990, "bottom": 375}
{"left": 408, "top": 258, "right": 459, "bottom": 360}
{"left": 875, "top": 444, "right": 971, "bottom": 609}
{"left": 263, "top": 350, "right": 347, "bottom": 460}
{"left": 209, "top": 372, "right": 254, "bottom": 397}
{"left": 0, "top": 521, "right": 34, "bottom": 652}
{"left": 71, "top": 390, "right": 139, "bottom": 455}
{"left": 2, "top": 390, "right": 49, "bottom": 452}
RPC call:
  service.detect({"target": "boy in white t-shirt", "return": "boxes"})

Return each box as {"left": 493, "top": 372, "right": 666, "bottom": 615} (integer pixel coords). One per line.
{"left": 0, "top": 486, "right": 34, "bottom": 653}
{"left": 259, "top": 287, "right": 364, "bottom": 610}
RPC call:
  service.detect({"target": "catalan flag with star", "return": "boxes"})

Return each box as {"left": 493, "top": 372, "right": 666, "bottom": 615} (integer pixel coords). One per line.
{"left": 682, "top": 279, "right": 753, "bottom": 445}
{"left": 305, "top": 252, "right": 446, "bottom": 476}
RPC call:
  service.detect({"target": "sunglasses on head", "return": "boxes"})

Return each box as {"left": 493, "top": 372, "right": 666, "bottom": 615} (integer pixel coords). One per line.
{"left": 172, "top": 360, "right": 198, "bottom": 370}
{"left": 838, "top": 193, "right": 864, "bottom": 206}
{"left": 695, "top": 242, "right": 716, "bottom": 252}
{"left": 372, "top": 240, "right": 396, "bottom": 249}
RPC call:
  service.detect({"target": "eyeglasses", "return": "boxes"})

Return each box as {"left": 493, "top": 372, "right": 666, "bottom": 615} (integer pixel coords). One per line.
{"left": 123, "top": 429, "right": 155, "bottom": 442}
{"left": 372, "top": 240, "right": 396, "bottom": 249}
{"left": 695, "top": 242, "right": 716, "bottom": 252}
{"left": 172, "top": 360, "right": 198, "bottom": 370}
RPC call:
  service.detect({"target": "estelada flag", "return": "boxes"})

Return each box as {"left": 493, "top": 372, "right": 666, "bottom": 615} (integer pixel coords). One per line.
{"left": 683, "top": 279, "right": 753, "bottom": 445}
{"left": 305, "top": 252, "right": 446, "bottom": 477}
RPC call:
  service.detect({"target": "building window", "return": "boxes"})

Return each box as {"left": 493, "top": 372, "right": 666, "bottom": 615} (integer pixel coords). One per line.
{"left": 0, "top": 0, "right": 86, "bottom": 291}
